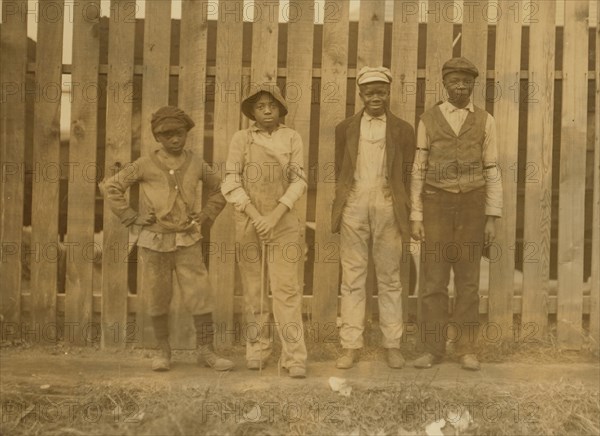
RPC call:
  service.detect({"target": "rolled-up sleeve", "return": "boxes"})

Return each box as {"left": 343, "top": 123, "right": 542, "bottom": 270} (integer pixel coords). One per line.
{"left": 221, "top": 131, "right": 252, "bottom": 212}
{"left": 100, "top": 161, "right": 143, "bottom": 226}
{"left": 278, "top": 131, "right": 307, "bottom": 210}
{"left": 482, "top": 114, "right": 503, "bottom": 217}
{"left": 409, "top": 120, "right": 429, "bottom": 221}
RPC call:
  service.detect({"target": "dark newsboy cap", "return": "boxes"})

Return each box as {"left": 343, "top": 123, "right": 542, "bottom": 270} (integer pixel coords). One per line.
{"left": 442, "top": 57, "right": 479, "bottom": 78}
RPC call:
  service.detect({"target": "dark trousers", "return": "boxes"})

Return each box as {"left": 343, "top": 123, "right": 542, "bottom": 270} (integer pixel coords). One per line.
{"left": 420, "top": 185, "right": 486, "bottom": 356}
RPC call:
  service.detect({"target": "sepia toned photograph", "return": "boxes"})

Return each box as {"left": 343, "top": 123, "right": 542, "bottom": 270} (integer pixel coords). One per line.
{"left": 1, "top": 0, "right": 599, "bottom": 434}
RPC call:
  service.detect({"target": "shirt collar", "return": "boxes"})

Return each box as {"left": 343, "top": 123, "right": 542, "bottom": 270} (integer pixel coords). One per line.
{"left": 250, "top": 122, "right": 287, "bottom": 133}
{"left": 362, "top": 112, "right": 387, "bottom": 122}
{"left": 444, "top": 100, "right": 475, "bottom": 113}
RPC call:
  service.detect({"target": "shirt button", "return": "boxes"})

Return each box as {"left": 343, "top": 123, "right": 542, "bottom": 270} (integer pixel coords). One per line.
{"left": 175, "top": 185, "right": 178, "bottom": 190}
{"left": 169, "top": 169, "right": 174, "bottom": 175}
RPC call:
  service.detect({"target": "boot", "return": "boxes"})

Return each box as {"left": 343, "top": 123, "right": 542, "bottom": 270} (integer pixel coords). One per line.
{"left": 151, "top": 315, "right": 171, "bottom": 371}
{"left": 194, "top": 313, "right": 234, "bottom": 371}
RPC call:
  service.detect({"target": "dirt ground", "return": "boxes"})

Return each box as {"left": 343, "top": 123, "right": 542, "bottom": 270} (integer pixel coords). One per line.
{"left": 1, "top": 340, "right": 599, "bottom": 436}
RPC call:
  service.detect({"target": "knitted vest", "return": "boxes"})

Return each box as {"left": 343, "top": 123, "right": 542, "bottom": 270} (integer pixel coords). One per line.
{"left": 421, "top": 104, "right": 487, "bottom": 192}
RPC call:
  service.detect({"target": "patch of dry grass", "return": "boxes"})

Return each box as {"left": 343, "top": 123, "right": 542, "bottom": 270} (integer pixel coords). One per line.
{"left": 1, "top": 376, "right": 599, "bottom": 435}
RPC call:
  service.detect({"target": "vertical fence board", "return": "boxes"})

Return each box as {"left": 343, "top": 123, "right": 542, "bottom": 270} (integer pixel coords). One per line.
{"left": 521, "top": 0, "right": 555, "bottom": 339}
{"left": 557, "top": 0, "right": 589, "bottom": 349}
{"left": 101, "top": 0, "right": 136, "bottom": 349}
{"left": 179, "top": 0, "right": 209, "bottom": 156}
{"left": 391, "top": 0, "right": 419, "bottom": 128}
{"left": 169, "top": 0, "right": 210, "bottom": 350}
{"left": 354, "top": 0, "right": 385, "bottom": 111}
{"left": 138, "top": 0, "right": 172, "bottom": 347}
{"left": 424, "top": 0, "right": 453, "bottom": 110}
{"left": 354, "top": 0, "right": 385, "bottom": 327}
{"left": 488, "top": 0, "right": 522, "bottom": 334}
{"left": 460, "top": 0, "right": 488, "bottom": 111}
{"left": 251, "top": 0, "right": 279, "bottom": 84}
{"left": 0, "top": 1, "right": 27, "bottom": 331}
{"left": 391, "top": 0, "right": 420, "bottom": 321}
{"left": 209, "top": 0, "right": 244, "bottom": 347}
{"left": 286, "top": 0, "right": 315, "bottom": 297}
{"left": 64, "top": 0, "right": 100, "bottom": 346}
{"left": 30, "top": 0, "right": 64, "bottom": 342}
{"left": 591, "top": 0, "right": 600, "bottom": 353}
{"left": 312, "top": 0, "right": 348, "bottom": 326}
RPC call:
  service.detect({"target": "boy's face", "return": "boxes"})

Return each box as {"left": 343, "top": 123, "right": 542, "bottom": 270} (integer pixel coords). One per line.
{"left": 252, "top": 93, "right": 280, "bottom": 130}
{"left": 155, "top": 124, "right": 188, "bottom": 155}
{"left": 443, "top": 71, "right": 475, "bottom": 106}
{"left": 359, "top": 82, "right": 390, "bottom": 117}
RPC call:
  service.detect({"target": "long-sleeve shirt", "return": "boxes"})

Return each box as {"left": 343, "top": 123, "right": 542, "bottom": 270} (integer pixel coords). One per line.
{"left": 101, "top": 149, "right": 226, "bottom": 251}
{"left": 410, "top": 100, "right": 503, "bottom": 221}
{"left": 221, "top": 123, "right": 307, "bottom": 212}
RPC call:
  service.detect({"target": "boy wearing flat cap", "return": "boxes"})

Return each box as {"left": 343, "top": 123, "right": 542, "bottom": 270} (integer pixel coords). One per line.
{"left": 101, "top": 106, "right": 234, "bottom": 372}
{"left": 410, "top": 57, "right": 503, "bottom": 371}
{"left": 332, "top": 66, "right": 415, "bottom": 369}
{"left": 221, "top": 83, "right": 308, "bottom": 378}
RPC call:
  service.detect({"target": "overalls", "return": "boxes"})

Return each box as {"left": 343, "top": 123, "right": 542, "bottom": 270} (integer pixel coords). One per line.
{"left": 235, "top": 130, "right": 307, "bottom": 369}
{"left": 339, "top": 126, "right": 404, "bottom": 349}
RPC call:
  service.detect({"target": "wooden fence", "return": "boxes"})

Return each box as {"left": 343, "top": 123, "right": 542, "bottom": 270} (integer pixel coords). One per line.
{"left": 1, "top": 0, "right": 599, "bottom": 351}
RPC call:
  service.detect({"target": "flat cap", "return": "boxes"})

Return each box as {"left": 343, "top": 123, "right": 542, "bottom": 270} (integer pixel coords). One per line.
{"left": 357, "top": 66, "right": 392, "bottom": 85}
{"left": 241, "top": 82, "right": 288, "bottom": 121}
{"left": 442, "top": 57, "right": 479, "bottom": 78}
{"left": 151, "top": 106, "right": 195, "bottom": 134}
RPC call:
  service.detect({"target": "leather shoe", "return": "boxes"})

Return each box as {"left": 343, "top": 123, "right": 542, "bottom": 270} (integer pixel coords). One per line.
{"left": 247, "top": 357, "right": 269, "bottom": 370}
{"left": 288, "top": 366, "right": 307, "bottom": 378}
{"left": 460, "top": 354, "right": 480, "bottom": 371}
{"left": 413, "top": 352, "right": 442, "bottom": 369}
{"left": 336, "top": 349, "right": 357, "bottom": 369}
{"left": 386, "top": 348, "right": 405, "bottom": 369}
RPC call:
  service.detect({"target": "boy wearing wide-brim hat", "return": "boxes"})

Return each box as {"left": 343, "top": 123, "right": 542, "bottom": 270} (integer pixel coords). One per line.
{"left": 331, "top": 66, "right": 416, "bottom": 369}
{"left": 101, "top": 106, "right": 234, "bottom": 372}
{"left": 410, "top": 57, "right": 503, "bottom": 371}
{"left": 221, "top": 83, "right": 308, "bottom": 378}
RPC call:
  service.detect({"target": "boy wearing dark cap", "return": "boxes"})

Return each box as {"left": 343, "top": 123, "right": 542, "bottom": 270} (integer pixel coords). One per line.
{"left": 331, "top": 66, "right": 415, "bottom": 369}
{"left": 410, "top": 57, "right": 503, "bottom": 371}
{"left": 101, "top": 106, "right": 234, "bottom": 372}
{"left": 222, "top": 83, "right": 308, "bottom": 378}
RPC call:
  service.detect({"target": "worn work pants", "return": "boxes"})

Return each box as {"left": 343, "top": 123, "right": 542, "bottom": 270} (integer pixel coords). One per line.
{"left": 339, "top": 185, "right": 404, "bottom": 349}
{"left": 235, "top": 211, "right": 307, "bottom": 369}
{"left": 421, "top": 185, "right": 486, "bottom": 357}
{"left": 138, "top": 241, "right": 214, "bottom": 317}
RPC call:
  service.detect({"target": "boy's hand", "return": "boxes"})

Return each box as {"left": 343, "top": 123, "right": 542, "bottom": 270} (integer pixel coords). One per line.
{"left": 133, "top": 212, "right": 156, "bottom": 226}
{"left": 410, "top": 220, "right": 425, "bottom": 241}
{"left": 484, "top": 216, "right": 497, "bottom": 246}
{"left": 188, "top": 212, "right": 206, "bottom": 226}
{"left": 251, "top": 203, "right": 288, "bottom": 241}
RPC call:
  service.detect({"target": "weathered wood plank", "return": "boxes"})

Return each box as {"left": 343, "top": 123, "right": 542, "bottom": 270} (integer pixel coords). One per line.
{"left": 391, "top": 0, "right": 420, "bottom": 321}
{"left": 64, "top": 0, "right": 101, "bottom": 346}
{"left": 354, "top": 0, "right": 385, "bottom": 111}
{"left": 250, "top": 0, "right": 279, "bottom": 84}
{"left": 138, "top": 0, "right": 172, "bottom": 347}
{"left": 101, "top": 0, "right": 136, "bottom": 349}
{"left": 557, "top": 0, "right": 589, "bottom": 349}
{"left": 521, "top": 0, "right": 555, "bottom": 340}
{"left": 354, "top": 0, "right": 386, "bottom": 328}
{"left": 285, "top": 0, "right": 315, "bottom": 296}
{"left": 30, "top": 0, "right": 64, "bottom": 342}
{"left": 460, "top": 0, "right": 488, "bottom": 111}
{"left": 488, "top": 0, "right": 522, "bottom": 335}
{"left": 0, "top": 0, "right": 27, "bottom": 330}
{"left": 312, "top": 0, "right": 348, "bottom": 326}
{"left": 424, "top": 0, "right": 454, "bottom": 110}
{"left": 590, "top": 0, "right": 600, "bottom": 353}
{"left": 209, "top": 0, "right": 244, "bottom": 347}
